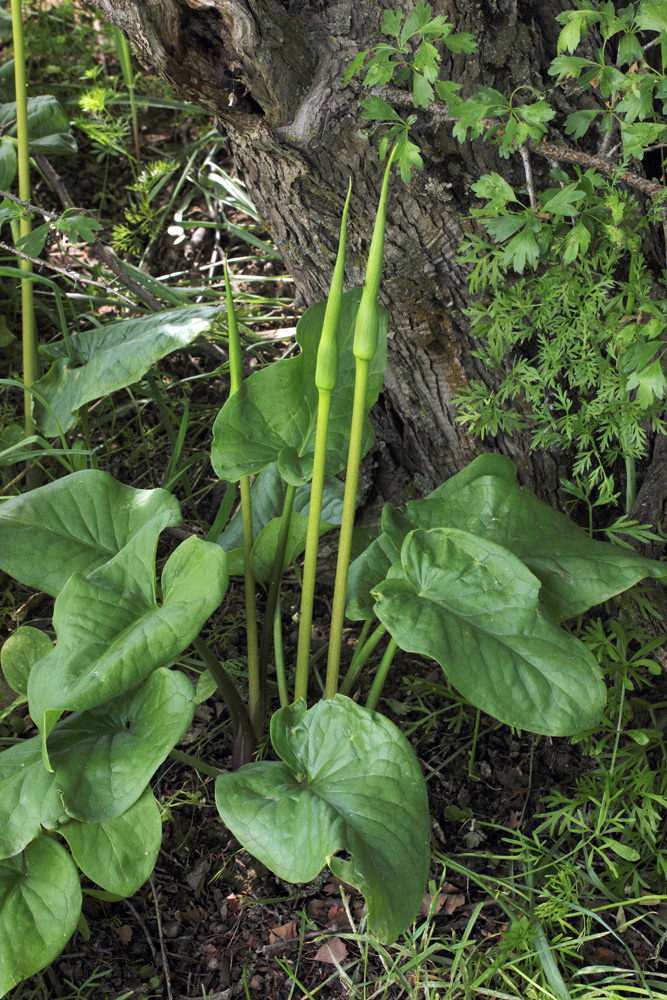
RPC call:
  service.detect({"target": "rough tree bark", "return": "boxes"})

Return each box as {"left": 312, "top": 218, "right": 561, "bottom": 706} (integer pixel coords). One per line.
{"left": 86, "top": 0, "right": 666, "bottom": 544}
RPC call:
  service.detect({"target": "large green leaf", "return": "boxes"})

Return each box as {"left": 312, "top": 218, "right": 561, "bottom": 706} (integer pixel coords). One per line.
{"left": 0, "top": 839, "right": 81, "bottom": 995}
{"left": 218, "top": 462, "right": 344, "bottom": 577}
{"left": 0, "top": 739, "right": 69, "bottom": 859}
{"left": 0, "top": 95, "right": 77, "bottom": 155}
{"left": 211, "top": 289, "right": 388, "bottom": 484}
{"left": 59, "top": 788, "right": 161, "bottom": 896}
{"left": 393, "top": 469, "right": 667, "bottom": 619}
{"left": 215, "top": 695, "right": 430, "bottom": 943}
{"left": 373, "top": 529, "right": 605, "bottom": 736}
{"left": 0, "top": 669, "right": 194, "bottom": 857}
{"left": 0, "top": 626, "right": 52, "bottom": 695}
{"left": 0, "top": 470, "right": 181, "bottom": 597}
{"left": 346, "top": 454, "right": 514, "bottom": 620}
{"left": 47, "top": 668, "right": 195, "bottom": 822}
{"left": 28, "top": 533, "right": 226, "bottom": 742}
{"left": 33, "top": 305, "right": 222, "bottom": 436}
{"left": 348, "top": 455, "right": 666, "bottom": 622}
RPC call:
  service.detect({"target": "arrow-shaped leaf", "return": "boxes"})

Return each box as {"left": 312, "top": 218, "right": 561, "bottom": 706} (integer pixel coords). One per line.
{"left": 34, "top": 305, "right": 222, "bottom": 437}
{"left": 0, "top": 668, "right": 195, "bottom": 856}
{"left": 0, "top": 470, "right": 181, "bottom": 597}
{"left": 27, "top": 533, "right": 226, "bottom": 743}
{"left": 0, "top": 838, "right": 81, "bottom": 996}
{"left": 373, "top": 528, "right": 606, "bottom": 736}
{"left": 215, "top": 695, "right": 430, "bottom": 943}
{"left": 59, "top": 788, "right": 162, "bottom": 896}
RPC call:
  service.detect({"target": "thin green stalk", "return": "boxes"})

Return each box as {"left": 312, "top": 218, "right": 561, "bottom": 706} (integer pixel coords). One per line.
{"left": 113, "top": 27, "right": 140, "bottom": 160}
{"left": 144, "top": 373, "right": 196, "bottom": 504}
{"left": 294, "top": 180, "right": 352, "bottom": 703}
{"left": 224, "top": 258, "right": 260, "bottom": 735}
{"left": 273, "top": 597, "right": 289, "bottom": 709}
{"left": 257, "top": 482, "right": 297, "bottom": 723}
{"left": 192, "top": 636, "right": 254, "bottom": 768}
{"left": 11, "top": 0, "right": 39, "bottom": 444}
{"left": 624, "top": 451, "right": 636, "bottom": 514}
{"left": 205, "top": 481, "right": 236, "bottom": 541}
{"left": 365, "top": 637, "right": 398, "bottom": 712}
{"left": 339, "top": 621, "right": 387, "bottom": 696}
{"left": 168, "top": 748, "right": 224, "bottom": 779}
{"left": 325, "top": 153, "right": 396, "bottom": 699}
{"left": 326, "top": 369, "right": 370, "bottom": 699}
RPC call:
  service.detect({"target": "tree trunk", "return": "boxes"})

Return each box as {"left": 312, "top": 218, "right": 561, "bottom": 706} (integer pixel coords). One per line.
{"left": 87, "top": 0, "right": 667, "bottom": 536}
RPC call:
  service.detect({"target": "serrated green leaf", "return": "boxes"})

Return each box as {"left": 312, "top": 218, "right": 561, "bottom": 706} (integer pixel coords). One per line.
{"left": 1, "top": 626, "right": 52, "bottom": 695}
{"left": 373, "top": 528, "right": 606, "bottom": 735}
{"left": 381, "top": 9, "right": 403, "bottom": 38}
{"left": 362, "top": 46, "right": 398, "bottom": 88}
{"left": 413, "top": 70, "right": 434, "bottom": 108}
{"left": 0, "top": 470, "right": 181, "bottom": 597}
{"left": 400, "top": 0, "right": 433, "bottom": 46}
{"left": 344, "top": 50, "right": 370, "bottom": 85}
{"left": 33, "top": 305, "right": 222, "bottom": 437}
{"left": 471, "top": 172, "right": 519, "bottom": 207}
{"left": 27, "top": 532, "right": 225, "bottom": 738}
{"left": 621, "top": 121, "right": 667, "bottom": 159}
{"left": 539, "top": 182, "right": 587, "bottom": 216}
{"left": 395, "top": 131, "right": 424, "bottom": 182}
{"left": 360, "top": 95, "right": 404, "bottom": 123}
{"left": 57, "top": 211, "right": 104, "bottom": 244}
{"left": 481, "top": 213, "right": 528, "bottom": 242}
{"left": 443, "top": 31, "right": 477, "bottom": 53}
{"left": 502, "top": 226, "right": 540, "bottom": 272}
{"left": 15, "top": 222, "right": 51, "bottom": 257}
{"left": 625, "top": 358, "right": 667, "bottom": 408}
{"left": 564, "top": 109, "right": 600, "bottom": 138}
{"left": 617, "top": 31, "right": 644, "bottom": 65}
{"left": 635, "top": 3, "right": 667, "bottom": 36}
{"left": 211, "top": 289, "right": 387, "bottom": 483}
{"left": 0, "top": 839, "right": 81, "bottom": 994}
{"left": 548, "top": 54, "right": 598, "bottom": 81}
{"left": 434, "top": 79, "right": 463, "bottom": 104}
{"left": 562, "top": 219, "right": 592, "bottom": 264}
{"left": 59, "top": 788, "right": 161, "bottom": 896}
{"left": 414, "top": 40, "right": 440, "bottom": 81}
{"left": 215, "top": 695, "right": 430, "bottom": 943}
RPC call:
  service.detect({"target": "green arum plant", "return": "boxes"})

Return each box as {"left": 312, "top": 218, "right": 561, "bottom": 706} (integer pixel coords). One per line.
{"left": 347, "top": 0, "right": 667, "bottom": 511}
{"left": 0, "top": 152, "right": 665, "bottom": 994}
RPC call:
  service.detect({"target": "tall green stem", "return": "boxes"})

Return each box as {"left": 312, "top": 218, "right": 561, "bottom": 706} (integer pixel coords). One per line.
{"left": 224, "top": 259, "right": 261, "bottom": 736}
{"left": 325, "top": 152, "right": 396, "bottom": 699}
{"left": 339, "top": 621, "right": 387, "bottom": 696}
{"left": 325, "top": 367, "right": 371, "bottom": 699}
{"left": 113, "top": 27, "right": 140, "bottom": 160}
{"left": 11, "top": 0, "right": 39, "bottom": 442}
{"left": 257, "top": 483, "right": 296, "bottom": 723}
{"left": 365, "top": 637, "right": 398, "bottom": 712}
{"left": 294, "top": 181, "right": 352, "bottom": 703}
